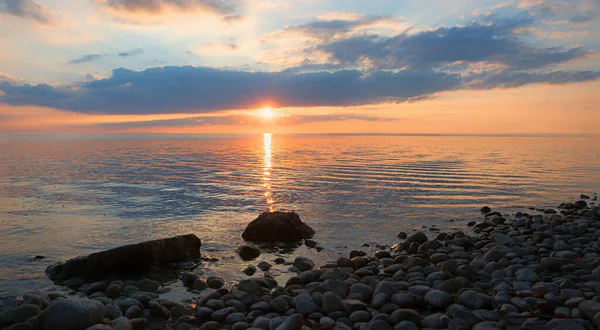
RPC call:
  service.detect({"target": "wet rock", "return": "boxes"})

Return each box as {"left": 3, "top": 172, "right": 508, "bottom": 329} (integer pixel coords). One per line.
{"left": 46, "top": 234, "right": 201, "bottom": 282}
{"left": 480, "top": 206, "right": 491, "bottom": 214}
{"left": 293, "top": 257, "right": 314, "bottom": 271}
{"left": 237, "top": 245, "right": 261, "bottom": 261}
{"left": 242, "top": 211, "right": 315, "bottom": 242}
{"left": 206, "top": 276, "right": 225, "bottom": 289}
{"left": 407, "top": 231, "right": 428, "bottom": 244}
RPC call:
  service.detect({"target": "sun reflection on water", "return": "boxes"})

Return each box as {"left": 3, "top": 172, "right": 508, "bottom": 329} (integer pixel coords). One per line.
{"left": 263, "top": 133, "right": 275, "bottom": 210}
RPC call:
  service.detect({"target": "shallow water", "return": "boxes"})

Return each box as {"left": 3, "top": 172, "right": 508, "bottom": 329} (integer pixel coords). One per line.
{"left": 1, "top": 134, "right": 599, "bottom": 296}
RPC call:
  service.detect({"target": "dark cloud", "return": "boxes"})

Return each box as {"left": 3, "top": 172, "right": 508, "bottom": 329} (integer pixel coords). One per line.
{"left": 118, "top": 48, "right": 144, "bottom": 57}
{"left": 0, "top": 66, "right": 462, "bottom": 114}
{"left": 315, "top": 17, "right": 587, "bottom": 71}
{"left": 0, "top": 0, "right": 51, "bottom": 23}
{"left": 100, "top": 0, "right": 237, "bottom": 15}
{"left": 468, "top": 70, "right": 600, "bottom": 89}
{"left": 68, "top": 54, "right": 103, "bottom": 65}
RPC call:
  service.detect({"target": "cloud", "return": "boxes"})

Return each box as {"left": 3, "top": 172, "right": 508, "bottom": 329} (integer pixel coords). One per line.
{"left": 0, "top": 0, "right": 51, "bottom": 23}
{"left": 75, "top": 113, "right": 397, "bottom": 130}
{"left": 0, "top": 66, "right": 462, "bottom": 114}
{"left": 96, "top": 0, "right": 237, "bottom": 15}
{"left": 68, "top": 54, "right": 104, "bottom": 65}
{"left": 118, "top": 48, "right": 144, "bottom": 57}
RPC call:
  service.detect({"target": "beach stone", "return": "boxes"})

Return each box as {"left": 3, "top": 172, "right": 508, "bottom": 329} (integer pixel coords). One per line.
{"left": 226, "top": 312, "right": 246, "bottom": 324}
{"left": 111, "top": 317, "right": 132, "bottom": 330}
{"left": 130, "top": 318, "right": 149, "bottom": 330}
{"left": 38, "top": 299, "right": 104, "bottom": 330}
{"left": 148, "top": 300, "right": 170, "bottom": 320}
{"left": 124, "top": 305, "right": 143, "bottom": 319}
{"left": 472, "top": 322, "right": 499, "bottom": 330}
{"left": 237, "top": 245, "right": 261, "bottom": 261}
{"left": 242, "top": 211, "right": 315, "bottom": 242}
{"left": 439, "top": 277, "right": 470, "bottom": 293}
{"left": 393, "top": 321, "right": 418, "bottom": 330}
{"left": 135, "top": 279, "right": 159, "bottom": 292}
{"left": 349, "top": 311, "right": 370, "bottom": 323}
{"left": 181, "top": 272, "right": 198, "bottom": 287}
{"left": 293, "top": 257, "right": 314, "bottom": 271}
{"left": 407, "top": 231, "right": 427, "bottom": 244}
{"left": 274, "top": 313, "right": 304, "bottom": 329}
{"left": 199, "top": 321, "right": 219, "bottom": 330}
{"left": 270, "top": 297, "right": 289, "bottom": 314}
{"left": 421, "top": 313, "right": 447, "bottom": 329}
{"left": 46, "top": 234, "right": 201, "bottom": 282}
{"left": 424, "top": 290, "right": 453, "bottom": 309}
{"left": 491, "top": 233, "right": 513, "bottom": 245}
{"left": 104, "top": 304, "right": 122, "bottom": 320}
{"left": 390, "top": 293, "right": 412, "bottom": 307}
{"left": 579, "top": 300, "right": 600, "bottom": 320}
{"left": 232, "top": 322, "right": 248, "bottom": 330}
{"left": 212, "top": 307, "right": 236, "bottom": 322}
{"left": 0, "top": 304, "right": 40, "bottom": 327}
{"left": 368, "top": 320, "right": 392, "bottom": 330}
{"left": 545, "top": 319, "right": 587, "bottom": 330}
{"left": 460, "top": 290, "right": 492, "bottom": 310}
{"left": 480, "top": 206, "right": 491, "bottom": 214}
{"left": 243, "top": 265, "right": 257, "bottom": 276}
{"left": 206, "top": 276, "right": 225, "bottom": 289}
{"left": 515, "top": 268, "right": 539, "bottom": 282}
{"left": 238, "top": 279, "right": 262, "bottom": 295}
{"left": 193, "top": 278, "right": 208, "bottom": 291}
{"left": 85, "top": 325, "right": 111, "bottom": 330}
{"left": 390, "top": 309, "right": 421, "bottom": 326}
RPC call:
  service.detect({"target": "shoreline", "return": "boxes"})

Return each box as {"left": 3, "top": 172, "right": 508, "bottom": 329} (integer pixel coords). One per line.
{"left": 1, "top": 195, "right": 599, "bottom": 330}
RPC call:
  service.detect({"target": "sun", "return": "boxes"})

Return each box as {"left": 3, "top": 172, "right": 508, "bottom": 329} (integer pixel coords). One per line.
{"left": 261, "top": 106, "right": 274, "bottom": 119}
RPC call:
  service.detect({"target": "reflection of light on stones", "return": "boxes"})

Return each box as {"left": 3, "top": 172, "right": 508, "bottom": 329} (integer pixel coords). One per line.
{"left": 263, "top": 133, "right": 275, "bottom": 211}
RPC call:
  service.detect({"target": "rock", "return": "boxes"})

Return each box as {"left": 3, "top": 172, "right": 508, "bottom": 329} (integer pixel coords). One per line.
{"left": 242, "top": 211, "right": 315, "bottom": 242}
{"left": 130, "top": 318, "right": 149, "bottom": 330}
{"left": 407, "top": 231, "right": 427, "bottom": 244}
{"left": 206, "top": 276, "right": 225, "bottom": 289}
{"left": 38, "top": 299, "right": 104, "bottom": 330}
{"left": 193, "top": 278, "right": 208, "bottom": 291}
{"left": 460, "top": 290, "right": 492, "bottom": 310}
{"left": 424, "top": 290, "right": 453, "bottom": 309}
{"left": 85, "top": 325, "right": 111, "bottom": 330}
{"left": 237, "top": 245, "right": 261, "bottom": 261}
{"left": 135, "top": 279, "right": 159, "bottom": 292}
{"left": 480, "top": 206, "right": 491, "bottom": 214}
{"left": 491, "top": 233, "right": 513, "bottom": 245}
{"left": 0, "top": 304, "right": 40, "bottom": 327}
{"left": 394, "top": 321, "right": 418, "bottom": 330}
{"left": 111, "top": 317, "right": 133, "bottom": 330}
{"left": 148, "top": 300, "right": 170, "bottom": 320}
{"left": 274, "top": 313, "right": 304, "bottom": 330}
{"left": 124, "top": 305, "right": 143, "bottom": 319}
{"left": 242, "top": 265, "right": 256, "bottom": 276}
{"left": 579, "top": 300, "right": 600, "bottom": 320}
{"left": 293, "top": 257, "right": 314, "bottom": 271}
{"left": 181, "top": 272, "right": 199, "bottom": 287}
{"left": 390, "top": 309, "right": 421, "bottom": 326}
{"left": 46, "top": 234, "right": 201, "bottom": 282}
{"left": 515, "top": 268, "right": 540, "bottom": 282}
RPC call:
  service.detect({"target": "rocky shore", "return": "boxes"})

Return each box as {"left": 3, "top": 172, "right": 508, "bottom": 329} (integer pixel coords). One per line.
{"left": 1, "top": 194, "right": 600, "bottom": 330}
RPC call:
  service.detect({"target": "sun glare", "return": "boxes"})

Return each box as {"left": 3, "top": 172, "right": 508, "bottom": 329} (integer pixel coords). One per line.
{"left": 261, "top": 107, "right": 274, "bottom": 118}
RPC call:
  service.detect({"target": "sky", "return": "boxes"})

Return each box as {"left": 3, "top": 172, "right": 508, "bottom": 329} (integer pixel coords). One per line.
{"left": 0, "top": 0, "right": 599, "bottom": 134}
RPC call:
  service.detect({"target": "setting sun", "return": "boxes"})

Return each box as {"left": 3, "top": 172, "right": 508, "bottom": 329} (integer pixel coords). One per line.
{"left": 261, "top": 107, "right": 274, "bottom": 119}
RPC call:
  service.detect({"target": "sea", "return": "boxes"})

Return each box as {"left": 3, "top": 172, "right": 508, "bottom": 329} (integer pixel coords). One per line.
{"left": 1, "top": 134, "right": 599, "bottom": 297}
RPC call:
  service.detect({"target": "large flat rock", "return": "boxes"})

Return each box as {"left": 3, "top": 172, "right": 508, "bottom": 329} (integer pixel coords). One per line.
{"left": 46, "top": 234, "right": 201, "bottom": 282}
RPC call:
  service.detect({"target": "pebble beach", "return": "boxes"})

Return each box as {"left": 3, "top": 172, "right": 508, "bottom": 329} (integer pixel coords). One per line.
{"left": 1, "top": 194, "right": 600, "bottom": 330}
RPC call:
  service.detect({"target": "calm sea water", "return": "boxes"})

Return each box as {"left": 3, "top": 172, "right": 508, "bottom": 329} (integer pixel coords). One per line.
{"left": 1, "top": 134, "right": 599, "bottom": 296}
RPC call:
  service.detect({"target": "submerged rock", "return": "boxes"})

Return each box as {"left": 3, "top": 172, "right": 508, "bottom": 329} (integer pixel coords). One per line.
{"left": 241, "top": 211, "right": 315, "bottom": 242}
{"left": 46, "top": 234, "right": 201, "bottom": 282}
